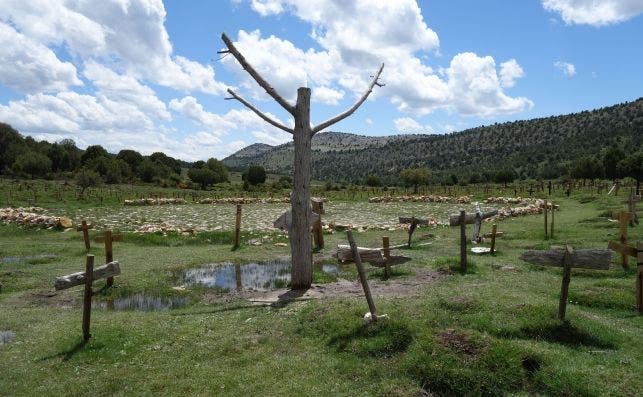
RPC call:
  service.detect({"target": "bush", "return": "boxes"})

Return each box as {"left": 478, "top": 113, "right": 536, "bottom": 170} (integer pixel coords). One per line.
{"left": 12, "top": 151, "right": 52, "bottom": 178}
{"left": 244, "top": 165, "right": 266, "bottom": 185}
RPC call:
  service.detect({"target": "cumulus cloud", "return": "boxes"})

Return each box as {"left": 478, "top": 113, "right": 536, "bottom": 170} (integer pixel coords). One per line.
{"left": 0, "top": 23, "right": 82, "bottom": 93}
{"left": 233, "top": 0, "right": 531, "bottom": 118}
{"left": 0, "top": 0, "right": 227, "bottom": 94}
{"left": 394, "top": 117, "right": 434, "bottom": 133}
{"left": 554, "top": 61, "right": 577, "bottom": 76}
{"left": 542, "top": 0, "right": 643, "bottom": 26}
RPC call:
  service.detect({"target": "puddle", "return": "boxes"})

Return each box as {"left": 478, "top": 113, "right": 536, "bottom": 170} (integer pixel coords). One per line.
{"left": 182, "top": 261, "right": 339, "bottom": 291}
{"left": 1, "top": 254, "right": 56, "bottom": 264}
{"left": 96, "top": 293, "right": 189, "bottom": 311}
{"left": 0, "top": 330, "right": 16, "bottom": 345}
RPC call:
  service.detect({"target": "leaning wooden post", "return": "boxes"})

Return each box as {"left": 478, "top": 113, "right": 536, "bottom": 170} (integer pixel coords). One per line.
{"left": 459, "top": 210, "right": 467, "bottom": 272}
{"left": 543, "top": 201, "right": 549, "bottom": 239}
{"left": 95, "top": 231, "right": 123, "bottom": 288}
{"left": 616, "top": 211, "right": 630, "bottom": 268}
{"left": 550, "top": 201, "right": 555, "bottom": 238}
{"left": 311, "top": 198, "right": 325, "bottom": 249}
{"left": 382, "top": 236, "right": 391, "bottom": 279}
{"left": 558, "top": 246, "right": 573, "bottom": 320}
{"left": 347, "top": 230, "right": 377, "bottom": 320}
{"left": 234, "top": 204, "right": 242, "bottom": 248}
{"left": 490, "top": 224, "right": 497, "bottom": 254}
{"left": 82, "top": 255, "right": 94, "bottom": 341}
{"left": 76, "top": 220, "right": 93, "bottom": 251}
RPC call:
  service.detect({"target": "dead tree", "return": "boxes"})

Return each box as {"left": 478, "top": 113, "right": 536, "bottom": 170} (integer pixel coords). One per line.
{"left": 220, "top": 33, "right": 384, "bottom": 289}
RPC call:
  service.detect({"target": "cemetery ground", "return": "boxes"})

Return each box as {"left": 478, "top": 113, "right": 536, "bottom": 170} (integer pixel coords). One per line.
{"left": 0, "top": 188, "right": 642, "bottom": 396}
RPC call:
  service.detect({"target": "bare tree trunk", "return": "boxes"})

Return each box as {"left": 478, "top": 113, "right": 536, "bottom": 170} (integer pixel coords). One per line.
{"left": 290, "top": 87, "right": 313, "bottom": 289}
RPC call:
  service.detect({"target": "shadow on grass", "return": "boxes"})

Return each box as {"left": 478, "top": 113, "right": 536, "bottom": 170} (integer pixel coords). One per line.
{"left": 38, "top": 339, "right": 101, "bottom": 362}
{"left": 498, "top": 320, "right": 616, "bottom": 349}
{"left": 328, "top": 320, "right": 413, "bottom": 358}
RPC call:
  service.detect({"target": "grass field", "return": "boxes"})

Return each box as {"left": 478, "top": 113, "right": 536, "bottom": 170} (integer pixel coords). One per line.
{"left": 1, "top": 187, "right": 641, "bottom": 396}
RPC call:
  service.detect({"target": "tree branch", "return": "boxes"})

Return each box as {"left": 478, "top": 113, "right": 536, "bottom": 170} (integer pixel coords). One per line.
{"left": 312, "top": 63, "right": 384, "bottom": 134}
{"left": 221, "top": 33, "right": 295, "bottom": 115}
{"left": 226, "top": 89, "right": 294, "bottom": 134}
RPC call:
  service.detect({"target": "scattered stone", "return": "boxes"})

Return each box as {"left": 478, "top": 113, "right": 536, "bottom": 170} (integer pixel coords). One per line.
{"left": 0, "top": 330, "right": 16, "bottom": 345}
{"left": 124, "top": 198, "right": 186, "bottom": 206}
{"left": 248, "top": 238, "right": 263, "bottom": 246}
{"left": 197, "top": 197, "right": 292, "bottom": 205}
{"left": 274, "top": 242, "right": 288, "bottom": 247}
{"left": 369, "top": 195, "right": 470, "bottom": 204}
{"left": 501, "top": 265, "right": 518, "bottom": 272}
{"left": 172, "top": 285, "right": 186, "bottom": 291}
{"left": 0, "top": 207, "right": 73, "bottom": 229}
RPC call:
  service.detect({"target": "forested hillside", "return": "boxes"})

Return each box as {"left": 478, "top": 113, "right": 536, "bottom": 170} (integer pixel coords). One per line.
{"left": 224, "top": 98, "right": 643, "bottom": 185}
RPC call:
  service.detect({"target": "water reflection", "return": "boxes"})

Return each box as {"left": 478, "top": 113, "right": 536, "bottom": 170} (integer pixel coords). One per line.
{"left": 96, "top": 293, "right": 189, "bottom": 311}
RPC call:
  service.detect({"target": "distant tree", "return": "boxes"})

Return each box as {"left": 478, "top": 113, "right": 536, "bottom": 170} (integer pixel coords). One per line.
{"left": 188, "top": 167, "right": 218, "bottom": 190}
{"left": 603, "top": 147, "right": 625, "bottom": 180}
{"left": 244, "top": 165, "right": 266, "bottom": 185}
{"left": 206, "top": 158, "right": 229, "bottom": 183}
{"left": 81, "top": 145, "right": 109, "bottom": 165}
{"left": 468, "top": 173, "right": 483, "bottom": 184}
{"left": 117, "top": 149, "right": 144, "bottom": 170}
{"left": 493, "top": 168, "right": 516, "bottom": 187}
{"left": 12, "top": 151, "right": 52, "bottom": 178}
{"left": 365, "top": 175, "right": 381, "bottom": 187}
{"left": 400, "top": 167, "right": 431, "bottom": 193}
{"left": 571, "top": 156, "right": 604, "bottom": 180}
{"left": 277, "top": 175, "right": 292, "bottom": 189}
{"left": 137, "top": 159, "right": 161, "bottom": 183}
{"left": 75, "top": 168, "right": 101, "bottom": 197}
{"left": 616, "top": 151, "right": 642, "bottom": 192}
{"left": 150, "top": 151, "right": 181, "bottom": 174}
{"left": 0, "top": 123, "right": 26, "bottom": 172}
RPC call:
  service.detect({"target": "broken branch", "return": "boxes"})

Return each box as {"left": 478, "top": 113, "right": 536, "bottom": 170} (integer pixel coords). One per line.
{"left": 227, "top": 89, "right": 294, "bottom": 134}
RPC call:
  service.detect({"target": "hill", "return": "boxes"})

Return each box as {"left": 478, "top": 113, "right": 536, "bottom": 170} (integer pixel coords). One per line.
{"left": 223, "top": 98, "right": 643, "bottom": 184}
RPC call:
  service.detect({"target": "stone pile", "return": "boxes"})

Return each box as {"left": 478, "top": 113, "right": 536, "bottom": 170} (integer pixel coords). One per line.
{"left": 483, "top": 197, "right": 533, "bottom": 205}
{"left": 124, "top": 198, "right": 187, "bottom": 206}
{"left": 487, "top": 198, "right": 557, "bottom": 222}
{"left": 196, "top": 197, "right": 291, "bottom": 205}
{"left": 368, "top": 195, "right": 471, "bottom": 204}
{"left": 0, "top": 207, "right": 72, "bottom": 228}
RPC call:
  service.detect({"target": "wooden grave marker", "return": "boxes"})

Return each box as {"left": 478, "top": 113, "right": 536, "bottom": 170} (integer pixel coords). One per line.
{"left": 612, "top": 210, "right": 632, "bottom": 268}
{"left": 311, "top": 198, "right": 325, "bottom": 249}
{"left": 234, "top": 204, "right": 242, "bottom": 248}
{"left": 449, "top": 208, "right": 498, "bottom": 271}
{"left": 608, "top": 240, "right": 643, "bottom": 313}
{"left": 398, "top": 217, "right": 429, "bottom": 247}
{"left": 54, "top": 255, "right": 121, "bottom": 341}
{"left": 347, "top": 230, "right": 378, "bottom": 322}
{"left": 76, "top": 220, "right": 93, "bottom": 250}
{"left": 520, "top": 246, "right": 611, "bottom": 319}
{"left": 543, "top": 200, "right": 549, "bottom": 239}
{"left": 626, "top": 194, "right": 640, "bottom": 226}
{"left": 95, "top": 230, "right": 123, "bottom": 287}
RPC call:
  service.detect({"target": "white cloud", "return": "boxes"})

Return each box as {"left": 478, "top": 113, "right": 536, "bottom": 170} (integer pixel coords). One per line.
{"left": 312, "top": 86, "right": 345, "bottom": 105}
{"left": 0, "top": 0, "right": 227, "bottom": 94}
{"left": 252, "top": 129, "right": 291, "bottom": 145}
{"left": 554, "top": 61, "right": 576, "bottom": 76}
{"left": 499, "top": 59, "right": 525, "bottom": 88}
{"left": 394, "top": 117, "right": 434, "bottom": 133}
{"left": 234, "top": 1, "right": 531, "bottom": 118}
{"left": 0, "top": 22, "right": 82, "bottom": 93}
{"left": 543, "top": 0, "right": 643, "bottom": 26}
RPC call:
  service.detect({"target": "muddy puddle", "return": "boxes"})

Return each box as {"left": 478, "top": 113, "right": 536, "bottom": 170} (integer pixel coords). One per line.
{"left": 182, "top": 260, "right": 339, "bottom": 291}
{"left": 0, "top": 330, "right": 16, "bottom": 345}
{"left": 95, "top": 293, "right": 189, "bottom": 311}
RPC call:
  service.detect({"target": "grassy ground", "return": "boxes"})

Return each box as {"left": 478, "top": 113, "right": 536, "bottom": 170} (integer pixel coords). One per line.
{"left": 0, "top": 190, "right": 641, "bottom": 396}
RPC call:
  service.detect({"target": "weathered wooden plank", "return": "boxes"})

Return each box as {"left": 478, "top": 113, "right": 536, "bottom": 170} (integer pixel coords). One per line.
{"left": 520, "top": 249, "right": 611, "bottom": 270}
{"left": 347, "top": 230, "right": 377, "bottom": 319}
{"left": 273, "top": 209, "right": 320, "bottom": 231}
{"left": 449, "top": 210, "right": 498, "bottom": 226}
{"left": 336, "top": 244, "right": 384, "bottom": 263}
{"left": 398, "top": 217, "right": 429, "bottom": 225}
{"left": 608, "top": 240, "right": 637, "bottom": 258}
{"left": 54, "top": 261, "right": 121, "bottom": 290}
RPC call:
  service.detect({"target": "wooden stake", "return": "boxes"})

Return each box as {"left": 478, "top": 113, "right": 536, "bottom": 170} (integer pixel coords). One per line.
{"left": 490, "top": 224, "right": 497, "bottom": 254}
{"left": 459, "top": 210, "right": 467, "bottom": 272}
{"left": 618, "top": 211, "right": 629, "bottom": 269}
{"left": 550, "top": 201, "right": 555, "bottom": 238}
{"left": 235, "top": 263, "right": 242, "bottom": 291}
{"left": 382, "top": 236, "right": 391, "bottom": 279}
{"left": 82, "top": 255, "right": 94, "bottom": 341}
{"left": 347, "top": 230, "right": 377, "bottom": 319}
{"left": 544, "top": 201, "right": 548, "bottom": 239}
{"left": 95, "top": 231, "right": 123, "bottom": 287}
{"left": 234, "top": 204, "right": 242, "bottom": 248}
{"left": 558, "top": 245, "right": 573, "bottom": 320}
{"left": 76, "top": 220, "right": 93, "bottom": 251}
{"left": 637, "top": 242, "right": 642, "bottom": 313}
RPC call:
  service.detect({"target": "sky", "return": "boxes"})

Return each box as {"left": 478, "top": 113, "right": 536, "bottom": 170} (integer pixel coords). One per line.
{"left": 0, "top": 0, "right": 642, "bottom": 161}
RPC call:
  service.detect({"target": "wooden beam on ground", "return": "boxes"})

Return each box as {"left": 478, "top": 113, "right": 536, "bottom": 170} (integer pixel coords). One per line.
{"left": 448, "top": 210, "right": 498, "bottom": 226}
{"left": 54, "top": 261, "right": 121, "bottom": 291}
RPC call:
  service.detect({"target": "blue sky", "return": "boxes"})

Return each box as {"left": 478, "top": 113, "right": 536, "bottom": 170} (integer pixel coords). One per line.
{"left": 0, "top": 0, "right": 642, "bottom": 161}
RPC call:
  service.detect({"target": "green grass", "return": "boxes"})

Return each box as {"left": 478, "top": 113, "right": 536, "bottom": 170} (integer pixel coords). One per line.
{"left": 1, "top": 189, "right": 641, "bottom": 396}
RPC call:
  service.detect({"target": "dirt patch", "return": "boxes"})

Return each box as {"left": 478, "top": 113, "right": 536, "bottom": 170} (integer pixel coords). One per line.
{"left": 204, "top": 267, "right": 446, "bottom": 305}
{"left": 8, "top": 290, "right": 78, "bottom": 309}
{"left": 437, "top": 328, "right": 481, "bottom": 357}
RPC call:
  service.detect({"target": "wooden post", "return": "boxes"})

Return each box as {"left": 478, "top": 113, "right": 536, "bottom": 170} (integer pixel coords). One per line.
{"left": 617, "top": 211, "right": 630, "bottom": 268}
{"left": 637, "top": 243, "right": 642, "bottom": 313}
{"left": 82, "top": 255, "right": 94, "bottom": 341}
{"left": 543, "top": 201, "right": 548, "bottom": 239}
{"left": 558, "top": 246, "right": 573, "bottom": 320}
{"left": 76, "top": 221, "right": 93, "bottom": 251}
{"left": 382, "top": 236, "right": 391, "bottom": 279}
{"left": 490, "top": 224, "right": 497, "bottom": 254}
{"left": 550, "top": 201, "right": 555, "bottom": 238}
{"left": 459, "top": 210, "right": 467, "bottom": 272}
{"left": 234, "top": 204, "right": 242, "bottom": 248}
{"left": 235, "top": 263, "right": 242, "bottom": 291}
{"left": 95, "top": 231, "right": 123, "bottom": 287}
{"left": 347, "top": 230, "right": 377, "bottom": 319}
{"left": 311, "top": 199, "right": 324, "bottom": 249}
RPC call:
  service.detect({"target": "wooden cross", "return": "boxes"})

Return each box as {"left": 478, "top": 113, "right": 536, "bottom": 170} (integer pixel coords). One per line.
{"left": 625, "top": 194, "right": 640, "bottom": 226}
{"left": 95, "top": 231, "right": 123, "bottom": 287}
{"left": 398, "top": 217, "right": 429, "bottom": 247}
{"left": 233, "top": 204, "right": 242, "bottom": 248}
{"left": 449, "top": 208, "right": 498, "bottom": 243}
{"left": 76, "top": 220, "right": 93, "bottom": 250}
{"left": 608, "top": 240, "right": 643, "bottom": 312}
{"left": 520, "top": 246, "right": 611, "bottom": 319}
{"left": 311, "top": 198, "right": 325, "bottom": 249}
{"left": 54, "top": 255, "right": 121, "bottom": 341}
{"left": 612, "top": 211, "right": 633, "bottom": 268}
